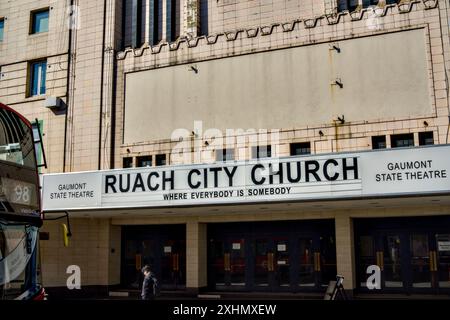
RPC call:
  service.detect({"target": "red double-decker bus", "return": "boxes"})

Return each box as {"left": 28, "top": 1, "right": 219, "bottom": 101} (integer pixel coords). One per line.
{"left": 0, "top": 102, "right": 45, "bottom": 300}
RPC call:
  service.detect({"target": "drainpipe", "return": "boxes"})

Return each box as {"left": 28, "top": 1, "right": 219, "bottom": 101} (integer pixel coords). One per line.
{"left": 63, "top": 0, "right": 75, "bottom": 173}
{"left": 98, "top": 0, "right": 108, "bottom": 170}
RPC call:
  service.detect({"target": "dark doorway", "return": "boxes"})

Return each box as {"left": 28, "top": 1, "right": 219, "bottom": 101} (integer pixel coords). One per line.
{"left": 121, "top": 224, "right": 186, "bottom": 290}
{"left": 355, "top": 216, "right": 450, "bottom": 294}
{"left": 207, "top": 220, "right": 336, "bottom": 292}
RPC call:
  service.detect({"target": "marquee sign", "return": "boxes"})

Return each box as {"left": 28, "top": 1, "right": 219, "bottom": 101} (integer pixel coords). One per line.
{"left": 41, "top": 145, "right": 450, "bottom": 211}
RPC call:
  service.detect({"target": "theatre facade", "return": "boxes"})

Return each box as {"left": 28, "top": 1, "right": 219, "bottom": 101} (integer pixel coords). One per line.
{"left": 2, "top": 0, "right": 449, "bottom": 299}
{"left": 41, "top": 145, "right": 450, "bottom": 296}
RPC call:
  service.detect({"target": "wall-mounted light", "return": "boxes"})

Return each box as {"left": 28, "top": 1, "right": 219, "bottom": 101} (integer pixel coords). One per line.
{"left": 331, "top": 78, "right": 343, "bottom": 89}
{"left": 204, "top": 141, "right": 209, "bottom": 146}
{"left": 329, "top": 43, "right": 341, "bottom": 53}
{"left": 189, "top": 65, "right": 198, "bottom": 74}
{"left": 319, "top": 130, "right": 324, "bottom": 136}
{"left": 423, "top": 121, "right": 428, "bottom": 127}
{"left": 126, "top": 148, "right": 131, "bottom": 153}
{"left": 337, "top": 115, "right": 345, "bottom": 124}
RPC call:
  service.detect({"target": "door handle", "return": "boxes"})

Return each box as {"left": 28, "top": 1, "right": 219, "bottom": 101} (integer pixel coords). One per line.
{"left": 173, "top": 253, "right": 179, "bottom": 272}
{"left": 376, "top": 251, "right": 384, "bottom": 271}
{"left": 314, "top": 252, "right": 321, "bottom": 272}
{"left": 224, "top": 253, "right": 231, "bottom": 271}
{"left": 268, "top": 253, "right": 274, "bottom": 272}
{"left": 135, "top": 254, "right": 142, "bottom": 271}
{"left": 429, "top": 251, "right": 437, "bottom": 272}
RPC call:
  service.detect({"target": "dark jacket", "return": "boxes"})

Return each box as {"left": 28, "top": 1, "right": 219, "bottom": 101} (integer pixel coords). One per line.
{"left": 141, "top": 273, "right": 156, "bottom": 300}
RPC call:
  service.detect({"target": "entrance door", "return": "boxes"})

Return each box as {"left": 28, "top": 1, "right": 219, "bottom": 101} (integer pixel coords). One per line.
{"left": 210, "top": 237, "right": 247, "bottom": 290}
{"left": 435, "top": 234, "right": 450, "bottom": 291}
{"left": 253, "top": 238, "right": 270, "bottom": 288}
{"left": 357, "top": 232, "right": 409, "bottom": 291}
{"left": 208, "top": 220, "right": 336, "bottom": 292}
{"left": 272, "top": 237, "right": 290, "bottom": 289}
{"left": 251, "top": 236, "right": 292, "bottom": 291}
{"left": 123, "top": 239, "right": 157, "bottom": 289}
{"left": 161, "top": 239, "right": 186, "bottom": 289}
{"left": 121, "top": 225, "right": 186, "bottom": 290}
{"left": 380, "top": 233, "right": 406, "bottom": 290}
{"left": 297, "top": 235, "right": 337, "bottom": 290}
{"left": 298, "top": 237, "right": 316, "bottom": 288}
{"left": 356, "top": 224, "right": 450, "bottom": 294}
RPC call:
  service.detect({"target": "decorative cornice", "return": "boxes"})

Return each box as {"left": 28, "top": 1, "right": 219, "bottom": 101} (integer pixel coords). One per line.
{"left": 116, "top": 0, "right": 439, "bottom": 60}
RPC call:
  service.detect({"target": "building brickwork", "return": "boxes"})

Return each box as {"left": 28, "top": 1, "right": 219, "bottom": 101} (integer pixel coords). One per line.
{"left": 1, "top": 0, "right": 450, "bottom": 296}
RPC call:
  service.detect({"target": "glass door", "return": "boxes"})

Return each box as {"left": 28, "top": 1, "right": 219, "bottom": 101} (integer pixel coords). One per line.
{"left": 357, "top": 232, "right": 407, "bottom": 291}
{"left": 254, "top": 238, "right": 270, "bottom": 287}
{"left": 297, "top": 235, "right": 337, "bottom": 290}
{"left": 122, "top": 239, "right": 157, "bottom": 289}
{"left": 210, "top": 239, "right": 226, "bottom": 287}
{"left": 435, "top": 234, "right": 450, "bottom": 291}
{"left": 273, "top": 237, "right": 290, "bottom": 288}
{"left": 210, "top": 238, "right": 247, "bottom": 289}
{"left": 410, "top": 233, "right": 432, "bottom": 290}
{"left": 381, "top": 234, "right": 405, "bottom": 289}
{"left": 229, "top": 238, "right": 246, "bottom": 286}
{"left": 298, "top": 237, "right": 315, "bottom": 288}
{"left": 319, "top": 235, "right": 337, "bottom": 288}
{"left": 357, "top": 235, "right": 376, "bottom": 289}
{"left": 161, "top": 239, "right": 185, "bottom": 289}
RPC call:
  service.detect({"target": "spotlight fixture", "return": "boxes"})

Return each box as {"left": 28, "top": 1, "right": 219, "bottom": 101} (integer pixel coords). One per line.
{"left": 423, "top": 121, "right": 428, "bottom": 127}
{"left": 126, "top": 148, "right": 131, "bottom": 153}
{"left": 205, "top": 141, "right": 209, "bottom": 146}
{"left": 189, "top": 65, "right": 198, "bottom": 74}
{"left": 332, "top": 79, "right": 343, "bottom": 89}
{"left": 329, "top": 43, "right": 340, "bottom": 53}
{"left": 337, "top": 115, "right": 345, "bottom": 124}
{"left": 319, "top": 130, "right": 324, "bottom": 136}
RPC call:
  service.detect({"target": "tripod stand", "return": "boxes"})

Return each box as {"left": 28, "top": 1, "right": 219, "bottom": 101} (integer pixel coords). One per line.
{"left": 324, "top": 275, "right": 348, "bottom": 300}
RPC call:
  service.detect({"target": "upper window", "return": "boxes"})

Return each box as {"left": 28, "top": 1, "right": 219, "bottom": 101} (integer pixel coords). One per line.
{"left": 252, "top": 145, "right": 271, "bottom": 159}
{"left": 216, "top": 149, "right": 235, "bottom": 162}
{"left": 371, "top": 136, "right": 386, "bottom": 150}
{"left": 29, "top": 60, "right": 47, "bottom": 97}
{"left": 123, "top": 157, "right": 133, "bottom": 168}
{"left": 337, "top": 0, "right": 398, "bottom": 12}
{"left": 0, "top": 18, "right": 4, "bottom": 42}
{"left": 155, "top": 154, "right": 167, "bottom": 166}
{"left": 290, "top": 142, "right": 311, "bottom": 156}
{"left": 391, "top": 133, "right": 414, "bottom": 148}
{"left": 31, "top": 9, "right": 49, "bottom": 34}
{"left": 419, "top": 132, "right": 434, "bottom": 146}
{"left": 337, "top": 0, "right": 361, "bottom": 12}
{"left": 137, "top": 155, "right": 152, "bottom": 167}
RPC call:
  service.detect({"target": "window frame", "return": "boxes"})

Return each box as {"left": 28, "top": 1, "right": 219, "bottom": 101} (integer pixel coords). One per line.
{"left": 136, "top": 155, "right": 152, "bottom": 167}
{"left": 155, "top": 154, "right": 167, "bottom": 166}
{"left": 215, "top": 148, "right": 235, "bottom": 162}
{"left": 27, "top": 59, "right": 47, "bottom": 97}
{"left": 30, "top": 8, "right": 50, "bottom": 35}
{"left": 390, "top": 133, "right": 414, "bottom": 149}
{"left": 371, "top": 135, "right": 387, "bottom": 150}
{"left": 251, "top": 145, "right": 272, "bottom": 159}
{"left": 290, "top": 142, "right": 311, "bottom": 156}
{"left": 0, "top": 18, "right": 5, "bottom": 42}
{"left": 418, "top": 131, "right": 434, "bottom": 146}
{"left": 123, "top": 157, "right": 133, "bottom": 168}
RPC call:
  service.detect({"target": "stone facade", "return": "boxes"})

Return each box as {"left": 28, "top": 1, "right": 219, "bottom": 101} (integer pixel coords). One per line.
{"left": 1, "top": 0, "right": 450, "bottom": 295}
